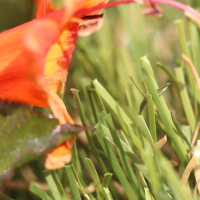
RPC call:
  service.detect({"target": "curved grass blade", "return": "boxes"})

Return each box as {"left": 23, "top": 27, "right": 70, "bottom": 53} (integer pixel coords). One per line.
{"left": 171, "top": 112, "right": 192, "bottom": 150}
{"left": 30, "top": 183, "right": 53, "bottom": 200}
{"left": 156, "top": 63, "right": 179, "bottom": 94}
{"left": 84, "top": 158, "right": 104, "bottom": 200}
{"left": 130, "top": 76, "right": 145, "bottom": 97}
{"left": 43, "top": 170, "right": 62, "bottom": 200}
{"left": 65, "top": 165, "right": 81, "bottom": 200}
{"left": 139, "top": 82, "right": 171, "bottom": 114}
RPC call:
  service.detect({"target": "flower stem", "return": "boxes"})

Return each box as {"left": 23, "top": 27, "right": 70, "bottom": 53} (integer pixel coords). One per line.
{"left": 76, "top": 0, "right": 200, "bottom": 21}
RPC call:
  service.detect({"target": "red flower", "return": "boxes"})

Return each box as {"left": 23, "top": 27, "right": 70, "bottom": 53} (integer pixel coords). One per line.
{"left": 0, "top": 0, "right": 107, "bottom": 170}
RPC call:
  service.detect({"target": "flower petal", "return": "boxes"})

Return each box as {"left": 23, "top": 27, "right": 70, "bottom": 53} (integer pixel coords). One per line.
{"left": 0, "top": 3, "right": 78, "bottom": 108}
{"left": 45, "top": 136, "right": 76, "bottom": 170}
{"left": 0, "top": 19, "right": 60, "bottom": 107}
{"left": 78, "top": 13, "right": 104, "bottom": 36}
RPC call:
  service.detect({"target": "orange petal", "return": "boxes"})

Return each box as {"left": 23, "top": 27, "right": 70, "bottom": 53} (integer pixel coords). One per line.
{"left": 0, "top": 19, "right": 60, "bottom": 107}
{"left": 45, "top": 136, "right": 76, "bottom": 170}
{"left": 48, "top": 92, "right": 74, "bottom": 124}
{"left": 44, "top": 21, "right": 79, "bottom": 95}
{"left": 0, "top": 4, "right": 76, "bottom": 107}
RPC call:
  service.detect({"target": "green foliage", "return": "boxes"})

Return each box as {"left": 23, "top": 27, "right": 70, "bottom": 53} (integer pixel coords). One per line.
{"left": 0, "top": 102, "right": 89, "bottom": 178}
{"left": 0, "top": 102, "right": 58, "bottom": 176}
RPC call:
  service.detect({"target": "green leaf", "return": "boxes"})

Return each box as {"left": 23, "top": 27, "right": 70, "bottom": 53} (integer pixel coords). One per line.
{"left": 0, "top": 102, "right": 92, "bottom": 176}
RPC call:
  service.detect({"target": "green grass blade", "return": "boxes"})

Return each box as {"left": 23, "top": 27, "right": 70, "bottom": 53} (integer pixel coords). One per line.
{"left": 92, "top": 79, "right": 143, "bottom": 151}
{"left": 142, "top": 151, "right": 162, "bottom": 199}
{"left": 85, "top": 85, "right": 100, "bottom": 123}
{"left": 137, "top": 171, "right": 148, "bottom": 188}
{"left": 136, "top": 115, "right": 154, "bottom": 149}
{"left": 156, "top": 63, "right": 179, "bottom": 95}
{"left": 144, "top": 188, "right": 154, "bottom": 200}
{"left": 145, "top": 94, "right": 156, "bottom": 143}
{"left": 71, "top": 164, "right": 87, "bottom": 196}
{"left": 50, "top": 170, "right": 69, "bottom": 200}
{"left": 140, "top": 56, "right": 189, "bottom": 166}
{"left": 65, "top": 165, "right": 81, "bottom": 200}
{"left": 171, "top": 112, "right": 192, "bottom": 150}
{"left": 72, "top": 143, "right": 85, "bottom": 185}
{"left": 174, "top": 19, "right": 193, "bottom": 88}
{"left": 188, "top": 20, "right": 200, "bottom": 76}
{"left": 44, "top": 170, "right": 62, "bottom": 200}
{"left": 102, "top": 188, "right": 113, "bottom": 200}
{"left": 95, "top": 123, "right": 148, "bottom": 177}
{"left": 130, "top": 76, "right": 145, "bottom": 97}
{"left": 30, "top": 183, "right": 53, "bottom": 200}
{"left": 174, "top": 66, "right": 196, "bottom": 132}
{"left": 84, "top": 158, "right": 104, "bottom": 200}
{"left": 95, "top": 130, "right": 139, "bottom": 200}
{"left": 104, "top": 114, "right": 145, "bottom": 199}
{"left": 140, "top": 83, "right": 171, "bottom": 114}
{"left": 102, "top": 173, "right": 113, "bottom": 188}
{"left": 71, "top": 88, "right": 107, "bottom": 173}
{"left": 91, "top": 83, "right": 106, "bottom": 113}
{"left": 157, "top": 151, "right": 195, "bottom": 200}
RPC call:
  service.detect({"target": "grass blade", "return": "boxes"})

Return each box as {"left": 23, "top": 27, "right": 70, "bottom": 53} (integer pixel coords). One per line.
{"left": 30, "top": 183, "right": 53, "bottom": 200}
{"left": 44, "top": 170, "right": 62, "bottom": 200}
{"left": 84, "top": 158, "right": 104, "bottom": 200}
{"left": 104, "top": 114, "right": 145, "bottom": 199}
{"left": 95, "top": 130, "right": 139, "bottom": 200}
{"left": 71, "top": 88, "right": 107, "bottom": 173}
{"left": 93, "top": 79, "right": 143, "bottom": 151}
{"left": 65, "top": 165, "right": 81, "bottom": 200}
{"left": 174, "top": 66, "right": 196, "bottom": 132}
{"left": 140, "top": 56, "right": 189, "bottom": 166}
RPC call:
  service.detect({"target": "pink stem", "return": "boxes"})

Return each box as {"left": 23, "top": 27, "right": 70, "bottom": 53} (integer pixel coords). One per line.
{"left": 151, "top": 0, "right": 200, "bottom": 19}
{"left": 75, "top": 0, "right": 200, "bottom": 20}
